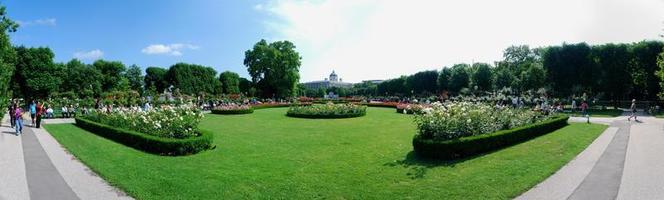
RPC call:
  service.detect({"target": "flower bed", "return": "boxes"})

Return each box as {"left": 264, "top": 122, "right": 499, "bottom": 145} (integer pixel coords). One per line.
{"left": 287, "top": 103, "right": 367, "bottom": 119}
{"left": 411, "top": 102, "right": 566, "bottom": 159}
{"left": 359, "top": 102, "right": 399, "bottom": 108}
{"left": 396, "top": 104, "right": 428, "bottom": 114}
{"left": 211, "top": 104, "right": 253, "bottom": 115}
{"left": 75, "top": 106, "right": 212, "bottom": 155}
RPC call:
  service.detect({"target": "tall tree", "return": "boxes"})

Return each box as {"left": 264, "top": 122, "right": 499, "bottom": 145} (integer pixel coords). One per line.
{"left": 166, "top": 63, "right": 220, "bottom": 95}
{"left": 448, "top": 64, "right": 470, "bottom": 94}
{"left": 470, "top": 63, "right": 493, "bottom": 92}
{"left": 406, "top": 70, "right": 439, "bottom": 95}
{"left": 144, "top": 67, "right": 168, "bottom": 94}
{"left": 437, "top": 67, "right": 452, "bottom": 92}
{"left": 518, "top": 63, "right": 546, "bottom": 91}
{"left": 594, "top": 44, "right": 631, "bottom": 104}
{"left": 0, "top": 5, "right": 17, "bottom": 105}
{"left": 125, "top": 64, "right": 144, "bottom": 93}
{"left": 93, "top": 60, "right": 126, "bottom": 92}
{"left": 12, "top": 46, "right": 61, "bottom": 99}
{"left": 61, "top": 59, "right": 102, "bottom": 98}
{"left": 219, "top": 71, "right": 240, "bottom": 94}
{"left": 238, "top": 77, "right": 252, "bottom": 95}
{"left": 244, "top": 39, "right": 301, "bottom": 98}
{"left": 628, "top": 41, "right": 663, "bottom": 100}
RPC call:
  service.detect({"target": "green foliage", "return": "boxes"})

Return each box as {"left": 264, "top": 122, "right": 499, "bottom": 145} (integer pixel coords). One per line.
{"left": 60, "top": 59, "right": 103, "bottom": 98}
{"left": 448, "top": 63, "right": 470, "bottom": 94}
{"left": 12, "top": 46, "right": 61, "bottom": 99}
{"left": 244, "top": 39, "right": 301, "bottom": 98}
{"left": 470, "top": 63, "right": 493, "bottom": 91}
{"left": 238, "top": 77, "right": 252, "bottom": 95}
{"left": 144, "top": 67, "right": 168, "bottom": 94}
{"left": 0, "top": 5, "right": 17, "bottom": 109}
{"left": 93, "top": 60, "right": 126, "bottom": 92}
{"left": 219, "top": 71, "right": 240, "bottom": 94}
{"left": 125, "top": 64, "right": 144, "bottom": 93}
{"left": 594, "top": 44, "right": 631, "bottom": 101}
{"left": 211, "top": 105, "right": 253, "bottom": 115}
{"left": 84, "top": 106, "right": 204, "bottom": 139}
{"left": 406, "top": 70, "right": 438, "bottom": 95}
{"left": 287, "top": 103, "right": 366, "bottom": 118}
{"left": 413, "top": 115, "right": 569, "bottom": 159}
{"left": 74, "top": 117, "right": 212, "bottom": 156}
{"left": 166, "top": 63, "right": 220, "bottom": 95}
{"left": 518, "top": 63, "right": 546, "bottom": 91}
{"left": 437, "top": 67, "right": 451, "bottom": 92}
{"left": 657, "top": 49, "right": 664, "bottom": 99}
{"left": 377, "top": 76, "right": 407, "bottom": 95}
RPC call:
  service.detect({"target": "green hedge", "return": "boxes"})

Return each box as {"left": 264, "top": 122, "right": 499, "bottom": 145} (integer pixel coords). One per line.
{"left": 251, "top": 104, "right": 291, "bottom": 110}
{"left": 211, "top": 108, "right": 254, "bottom": 115}
{"left": 357, "top": 102, "right": 398, "bottom": 108}
{"left": 75, "top": 117, "right": 213, "bottom": 156}
{"left": 413, "top": 115, "right": 569, "bottom": 160}
{"left": 286, "top": 112, "right": 366, "bottom": 119}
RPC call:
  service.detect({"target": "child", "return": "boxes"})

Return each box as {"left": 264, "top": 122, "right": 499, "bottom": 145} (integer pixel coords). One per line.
{"left": 14, "top": 104, "right": 23, "bottom": 135}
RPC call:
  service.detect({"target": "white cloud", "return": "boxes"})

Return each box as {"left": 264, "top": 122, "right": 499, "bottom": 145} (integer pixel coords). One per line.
{"left": 16, "top": 18, "right": 57, "bottom": 26}
{"left": 258, "top": 0, "right": 664, "bottom": 83}
{"left": 254, "top": 4, "right": 264, "bottom": 11}
{"left": 141, "top": 43, "right": 199, "bottom": 56}
{"left": 73, "top": 49, "right": 104, "bottom": 60}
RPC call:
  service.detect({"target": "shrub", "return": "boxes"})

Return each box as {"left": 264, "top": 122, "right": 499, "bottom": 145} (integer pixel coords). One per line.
{"left": 413, "top": 115, "right": 569, "bottom": 159}
{"left": 396, "top": 104, "right": 428, "bottom": 114}
{"left": 414, "top": 102, "right": 545, "bottom": 141}
{"left": 85, "top": 105, "right": 203, "bottom": 139}
{"left": 287, "top": 103, "right": 366, "bottom": 119}
{"left": 75, "top": 117, "right": 213, "bottom": 155}
{"left": 211, "top": 104, "right": 253, "bottom": 115}
{"left": 359, "top": 102, "right": 399, "bottom": 108}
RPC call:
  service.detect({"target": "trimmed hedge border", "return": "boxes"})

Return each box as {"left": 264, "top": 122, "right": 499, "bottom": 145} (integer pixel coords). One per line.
{"left": 286, "top": 112, "right": 366, "bottom": 119}
{"left": 358, "top": 102, "right": 399, "bottom": 108}
{"left": 75, "top": 117, "right": 213, "bottom": 156}
{"left": 211, "top": 108, "right": 254, "bottom": 115}
{"left": 413, "top": 115, "right": 569, "bottom": 160}
{"left": 251, "top": 104, "right": 292, "bottom": 110}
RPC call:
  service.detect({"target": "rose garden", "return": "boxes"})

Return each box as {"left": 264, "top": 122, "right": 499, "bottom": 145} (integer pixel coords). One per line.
{"left": 2, "top": 2, "right": 664, "bottom": 200}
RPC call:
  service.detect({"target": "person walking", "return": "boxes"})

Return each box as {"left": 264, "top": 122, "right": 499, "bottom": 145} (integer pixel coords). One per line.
{"left": 628, "top": 99, "right": 638, "bottom": 121}
{"left": 35, "top": 101, "right": 43, "bottom": 128}
{"left": 29, "top": 100, "right": 36, "bottom": 126}
{"left": 581, "top": 101, "right": 589, "bottom": 116}
{"left": 14, "top": 104, "right": 23, "bottom": 135}
{"left": 8, "top": 100, "right": 15, "bottom": 128}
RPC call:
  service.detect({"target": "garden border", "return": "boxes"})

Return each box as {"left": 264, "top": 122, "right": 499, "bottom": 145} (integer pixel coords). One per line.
{"left": 413, "top": 115, "right": 569, "bottom": 159}
{"left": 211, "top": 108, "right": 254, "bottom": 115}
{"left": 74, "top": 117, "right": 213, "bottom": 156}
{"left": 286, "top": 112, "right": 366, "bottom": 119}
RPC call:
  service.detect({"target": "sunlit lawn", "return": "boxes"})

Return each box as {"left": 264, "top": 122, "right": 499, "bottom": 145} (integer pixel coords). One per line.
{"left": 45, "top": 107, "right": 607, "bottom": 200}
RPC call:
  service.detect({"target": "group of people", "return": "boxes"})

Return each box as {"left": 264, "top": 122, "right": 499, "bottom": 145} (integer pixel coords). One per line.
{"left": 7, "top": 100, "right": 46, "bottom": 135}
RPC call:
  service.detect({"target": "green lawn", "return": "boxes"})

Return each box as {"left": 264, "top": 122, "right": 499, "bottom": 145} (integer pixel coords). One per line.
{"left": 45, "top": 107, "right": 607, "bottom": 200}
{"left": 568, "top": 109, "right": 624, "bottom": 117}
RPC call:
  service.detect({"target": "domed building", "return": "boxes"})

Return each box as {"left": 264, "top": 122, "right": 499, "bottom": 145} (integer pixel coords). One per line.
{"left": 302, "top": 70, "right": 353, "bottom": 89}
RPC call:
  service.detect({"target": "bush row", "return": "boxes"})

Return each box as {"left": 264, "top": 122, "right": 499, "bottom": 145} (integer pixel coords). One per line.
{"left": 358, "top": 102, "right": 399, "bottom": 108}
{"left": 286, "top": 112, "right": 366, "bottom": 119}
{"left": 211, "top": 108, "right": 254, "bottom": 115}
{"left": 75, "top": 117, "right": 213, "bottom": 156}
{"left": 412, "top": 115, "right": 569, "bottom": 160}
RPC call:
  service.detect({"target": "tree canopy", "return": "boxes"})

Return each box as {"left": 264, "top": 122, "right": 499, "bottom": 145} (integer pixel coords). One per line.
{"left": 244, "top": 39, "right": 301, "bottom": 98}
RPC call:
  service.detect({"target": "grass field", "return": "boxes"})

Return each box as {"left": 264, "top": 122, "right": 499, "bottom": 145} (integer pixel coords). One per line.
{"left": 45, "top": 107, "right": 607, "bottom": 200}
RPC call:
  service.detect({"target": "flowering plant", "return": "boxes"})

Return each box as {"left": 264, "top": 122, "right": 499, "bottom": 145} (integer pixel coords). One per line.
{"left": 287, "top": 103, "right": 366, "bottom": 118}
{"left": 213, "top": 104, "right": 251, "bottom": 111}
{"left": 414, "top": 102, "right": 545, "bottom": 141}
{"left": 85, "top": 105, "right": 204, "bottom": 139}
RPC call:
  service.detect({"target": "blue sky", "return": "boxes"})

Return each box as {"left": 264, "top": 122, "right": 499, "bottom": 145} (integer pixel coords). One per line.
{"left": 6, "top": 0, "right": 265, "bottom": 79}
{"left": 5, "top": 0, "right": 664, "bottom": 83}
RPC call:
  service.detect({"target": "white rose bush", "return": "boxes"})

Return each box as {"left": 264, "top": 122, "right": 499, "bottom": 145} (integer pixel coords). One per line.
{"left": 414, "top": 101, "right": 545, "bottom": 141}
{"left": 86, "top": 105, "right": 204, "bottom": 139}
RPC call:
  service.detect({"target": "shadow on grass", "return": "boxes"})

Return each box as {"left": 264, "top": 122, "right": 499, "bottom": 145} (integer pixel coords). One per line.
{"left": 383, "top": 151, "right": 485, "bottom": 179}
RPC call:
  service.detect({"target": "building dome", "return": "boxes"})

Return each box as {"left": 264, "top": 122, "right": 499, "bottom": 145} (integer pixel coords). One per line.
{"left": 329, "top": 70, "right": 338, "bottom": 82}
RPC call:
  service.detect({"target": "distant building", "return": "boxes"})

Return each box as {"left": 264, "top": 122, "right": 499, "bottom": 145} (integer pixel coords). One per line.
{"left": 362, "top": 80, "right": 384, "bottom": 84}
{"left": 302, "top": 70, "right": 353, "bottom": 89}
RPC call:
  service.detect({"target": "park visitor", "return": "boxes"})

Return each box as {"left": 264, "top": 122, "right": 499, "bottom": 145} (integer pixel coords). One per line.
{"left": 29, "top": 100, "right": 36, "bottom": 126}
{"left": 14, "top": 104, "right": 22, "bottom": 135}
{"left": 581, "top": 101, "right": 588, "bottom": 116}
{"left": 68, "top": 105, "right": 76, "bottom": 118}
{"left": 35, "top": 101, "right": 43, "bottom": 128}
{"left": 8, "top": 100, "right": 15, "bottom": 128}
{"left": 61, "top": 105, "right": 68, "bottom": 118}
{"left": 628, "top": 99, "right": 637, "bottom": 121}
{"left": 46, "top": 106, "right": 54, "bottom": 118}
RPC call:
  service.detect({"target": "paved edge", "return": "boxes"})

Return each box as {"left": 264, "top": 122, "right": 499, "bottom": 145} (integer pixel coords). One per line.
{"left": 516, "top": 126, "right": 619, "bottom": 200}
{"left": 616, "top": 119, "right": 664, "bottom": 199}
{"left": 567, "top": 120, "right": 630, "bottom": 200}
{"left": 0, "top": 114, "right": 30, "bottom": 200}
{"left": 22, "top": 126, "right": 80, "bottom": 200}
{"left": 33, "top": 126, "right": 134, "bottom": 200}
